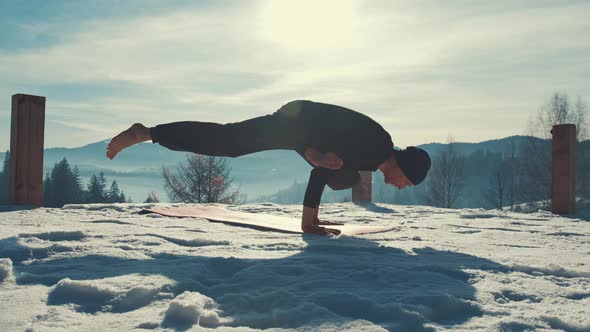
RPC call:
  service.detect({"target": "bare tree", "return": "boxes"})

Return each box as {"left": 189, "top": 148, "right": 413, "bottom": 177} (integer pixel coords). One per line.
{"left": 486, "top": 162, "right": 514, "bottom": 210}
{"left": 535, "top": 93, "right": 588, "bottom": 141}
{"left": 426, "top": 136, "right": 465, "bottom": 208}
{"left": 521, "top": 92, "right": 589, "bottom": 210}
{"left": 162, "top": 154, "right": 246, "bottom": 204}
{"left": 486, "top": 164, "right": 506, "bottom": 210}
{"left": 519, "top": 137, "right": 551, "bottom": 209}
{"left": 573, "top": 96, "right": 589, "bottom": 140}
{"left": 486, "top": 141, "right": 518, "bottom": 210}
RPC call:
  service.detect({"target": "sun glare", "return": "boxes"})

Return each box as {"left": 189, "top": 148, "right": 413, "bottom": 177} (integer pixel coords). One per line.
{"left": 257, "top": 0, "right": 358, "bottom": 50}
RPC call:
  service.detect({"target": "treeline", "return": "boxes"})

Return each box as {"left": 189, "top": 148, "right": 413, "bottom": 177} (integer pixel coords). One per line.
{"left": 0, "top": 153, "right": 136, "bottom": 207}
{"left": 43, "top": 158, "right": 130, "bottom": 207}
{"left": 257, "top": 139, "right": 590, "bottom": 210}
{"left": 374, "top": 140, "right": 590, "bottom": 210}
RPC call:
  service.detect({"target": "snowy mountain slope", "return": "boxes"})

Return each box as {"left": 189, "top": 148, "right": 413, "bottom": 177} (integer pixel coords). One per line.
{"left": 0, "top": 203, "right": 588, "bottom": 331}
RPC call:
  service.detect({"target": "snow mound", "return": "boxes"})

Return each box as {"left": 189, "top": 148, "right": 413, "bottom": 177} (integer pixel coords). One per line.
{"left": 48, "top": 277, "right": 171, "bottom": 313}
{"left": 511, "top": 263, "right": 590, "bottom": 278}
{"left": 461, "top": 213, "right": 499, "bottom": 219}
{"left": 62, "top": 204, "right": 130, "bottom": 212}
{"left": 48, "top": 278, "right": 118, "bottom": 311}
{"left": 90, "top": 219, "right": 134, "bottom": 225}
{"left": 144, "top": 233, "right": 230, "bottom": 247}
{"left": 0, "top": 258, "right": 14, "bottom": 283}
{"left": 542, "top": 315, "right": 590, "bottom": 332}
{"left": 405, "top": 293, "right": 482, "bottom": 323}
{"left": 19, "top": 231, "right": 86, "bottom": 241}
{"left": 107, "top": 285, "right": 164, "bottom": 313}
{"left": 162, "top": 291, "right": 221, "bottom": 328}
{"left": 0, "top": 236, "right": 76, "bottom": 263}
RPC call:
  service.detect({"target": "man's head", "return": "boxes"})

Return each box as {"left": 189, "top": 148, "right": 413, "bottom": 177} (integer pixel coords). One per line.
{"left": 378, "top": 147, "right": 431, "bottom": 189}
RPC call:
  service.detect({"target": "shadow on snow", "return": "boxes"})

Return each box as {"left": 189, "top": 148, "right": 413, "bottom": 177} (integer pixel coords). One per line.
{"left": 2, "top": 233, "right": 507, "bottom": 332}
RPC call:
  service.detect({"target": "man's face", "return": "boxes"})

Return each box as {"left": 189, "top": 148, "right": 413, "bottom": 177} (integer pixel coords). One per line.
{"left": 383, "top": 161, "right": 413, "bottom": 189}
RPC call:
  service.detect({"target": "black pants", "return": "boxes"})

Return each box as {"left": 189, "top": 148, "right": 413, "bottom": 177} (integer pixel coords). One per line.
{"left": 150, "top": 109, "right": 302, "bottom": 157}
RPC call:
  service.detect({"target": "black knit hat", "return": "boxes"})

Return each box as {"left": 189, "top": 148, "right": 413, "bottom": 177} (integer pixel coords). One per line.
{"left": 394, "top": 147, "right": 431, "bottom": 185}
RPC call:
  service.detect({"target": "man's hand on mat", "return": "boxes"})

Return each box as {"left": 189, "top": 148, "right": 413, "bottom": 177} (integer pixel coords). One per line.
{"left": 301, "top": 223, "right": 341, "bottom": 236}
{"left": 301, "top": 206, "right": 341, "bottom": 235}
{"left": 106, "top": 123, "right": 151, "bottom": 160}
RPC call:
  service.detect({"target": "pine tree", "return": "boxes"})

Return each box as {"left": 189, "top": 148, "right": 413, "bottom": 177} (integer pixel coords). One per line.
{"left": 86, "top": 174, "right": 107, "bottom": 203}
{"left": 47, "top": 160, "right": 64, "bottom": 206}
{"left": 107, "top": 180, "right": 121, "bottom": 203}
{"left": 85, "top": 173, "right": 130, "bottom": 204}
{"left": 43, "top": 158, "right": 85, "bottom": 207}
{"left": 72, "top": 166, "right": 84, "bottom": 200}
{"left": 98, "top": 172, "right": 107, "bottom": 197}
{"left": 43, "top": 173, "right": 52, "bottom": 206}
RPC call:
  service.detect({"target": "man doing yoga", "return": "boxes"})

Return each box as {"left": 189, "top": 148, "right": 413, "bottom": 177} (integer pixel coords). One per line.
{"left": 107, "top": 100, "right": 431, "bottom": 235}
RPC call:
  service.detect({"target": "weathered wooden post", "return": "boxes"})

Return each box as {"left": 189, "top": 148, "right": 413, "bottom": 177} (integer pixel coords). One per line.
{"left": 9, "top": 94, "right": 46, "bottom": 206}
{"left": 352, "top": 171, "right": 372, "bottom": 203}
{"left": 551, "top": 124, "right": 576, "bottom": 214}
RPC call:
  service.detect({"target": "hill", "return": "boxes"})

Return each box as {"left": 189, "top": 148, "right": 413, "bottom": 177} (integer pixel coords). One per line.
{"left": 0, "top": 136, "right": 548, "bottom": 203}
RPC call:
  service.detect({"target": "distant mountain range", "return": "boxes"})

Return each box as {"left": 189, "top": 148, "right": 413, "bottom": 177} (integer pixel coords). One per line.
{"left": 418, "top": 135, "right": 541, "bottom": 157}
{"left": 0, "top": 135, "right": 547, "bottom": 203}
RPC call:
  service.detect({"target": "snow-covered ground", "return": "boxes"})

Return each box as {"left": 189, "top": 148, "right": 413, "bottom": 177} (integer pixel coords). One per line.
{"left": 0, "top": 202, "right": 589, "bottom": 332}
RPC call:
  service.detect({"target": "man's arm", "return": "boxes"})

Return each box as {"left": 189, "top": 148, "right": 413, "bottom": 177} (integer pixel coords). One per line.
{"left": 301, "top": 206, "right": 341, "bottom": 235}
{"left": 301, "top": 168, "right": 341, "bottom": 235}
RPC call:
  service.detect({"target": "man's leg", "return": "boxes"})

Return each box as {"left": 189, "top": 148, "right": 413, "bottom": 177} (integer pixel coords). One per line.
{"left": 150, "top": 114, "right": 297, "bottom": 157}
{"left": 107, "top": 113, "right": 297, "bottom": 160}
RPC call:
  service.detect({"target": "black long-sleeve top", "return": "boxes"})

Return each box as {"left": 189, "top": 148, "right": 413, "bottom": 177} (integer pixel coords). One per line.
{"left": 279, "top": 100, "right": 394, "bottom": 207}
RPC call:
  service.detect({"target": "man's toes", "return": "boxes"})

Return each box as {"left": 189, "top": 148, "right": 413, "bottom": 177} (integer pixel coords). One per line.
{"left": 106, "top": 145, "right": 120, "bottom": 159}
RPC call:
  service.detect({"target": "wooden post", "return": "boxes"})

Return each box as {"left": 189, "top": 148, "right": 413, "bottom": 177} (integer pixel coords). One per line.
{"left": 9, "top": 94, "right": 46, "bottom": 206}
{"left": 551, "top": 124, "right": 576, "bottom": 214}
{"left": 352, "top": 171, "right": 372, "bottom": 203}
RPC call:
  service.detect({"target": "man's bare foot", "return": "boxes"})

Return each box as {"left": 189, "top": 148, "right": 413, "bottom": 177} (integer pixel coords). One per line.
{"left": 301, "top": 224, "right": 341, "bottom": 236}
{"left": 106, "top": 123, "right": 151, "bottom": 160}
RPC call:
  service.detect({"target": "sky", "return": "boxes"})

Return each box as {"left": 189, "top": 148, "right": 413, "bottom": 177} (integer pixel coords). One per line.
{"left": 1, "top": 0, "right": 589, "bottom": 150}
